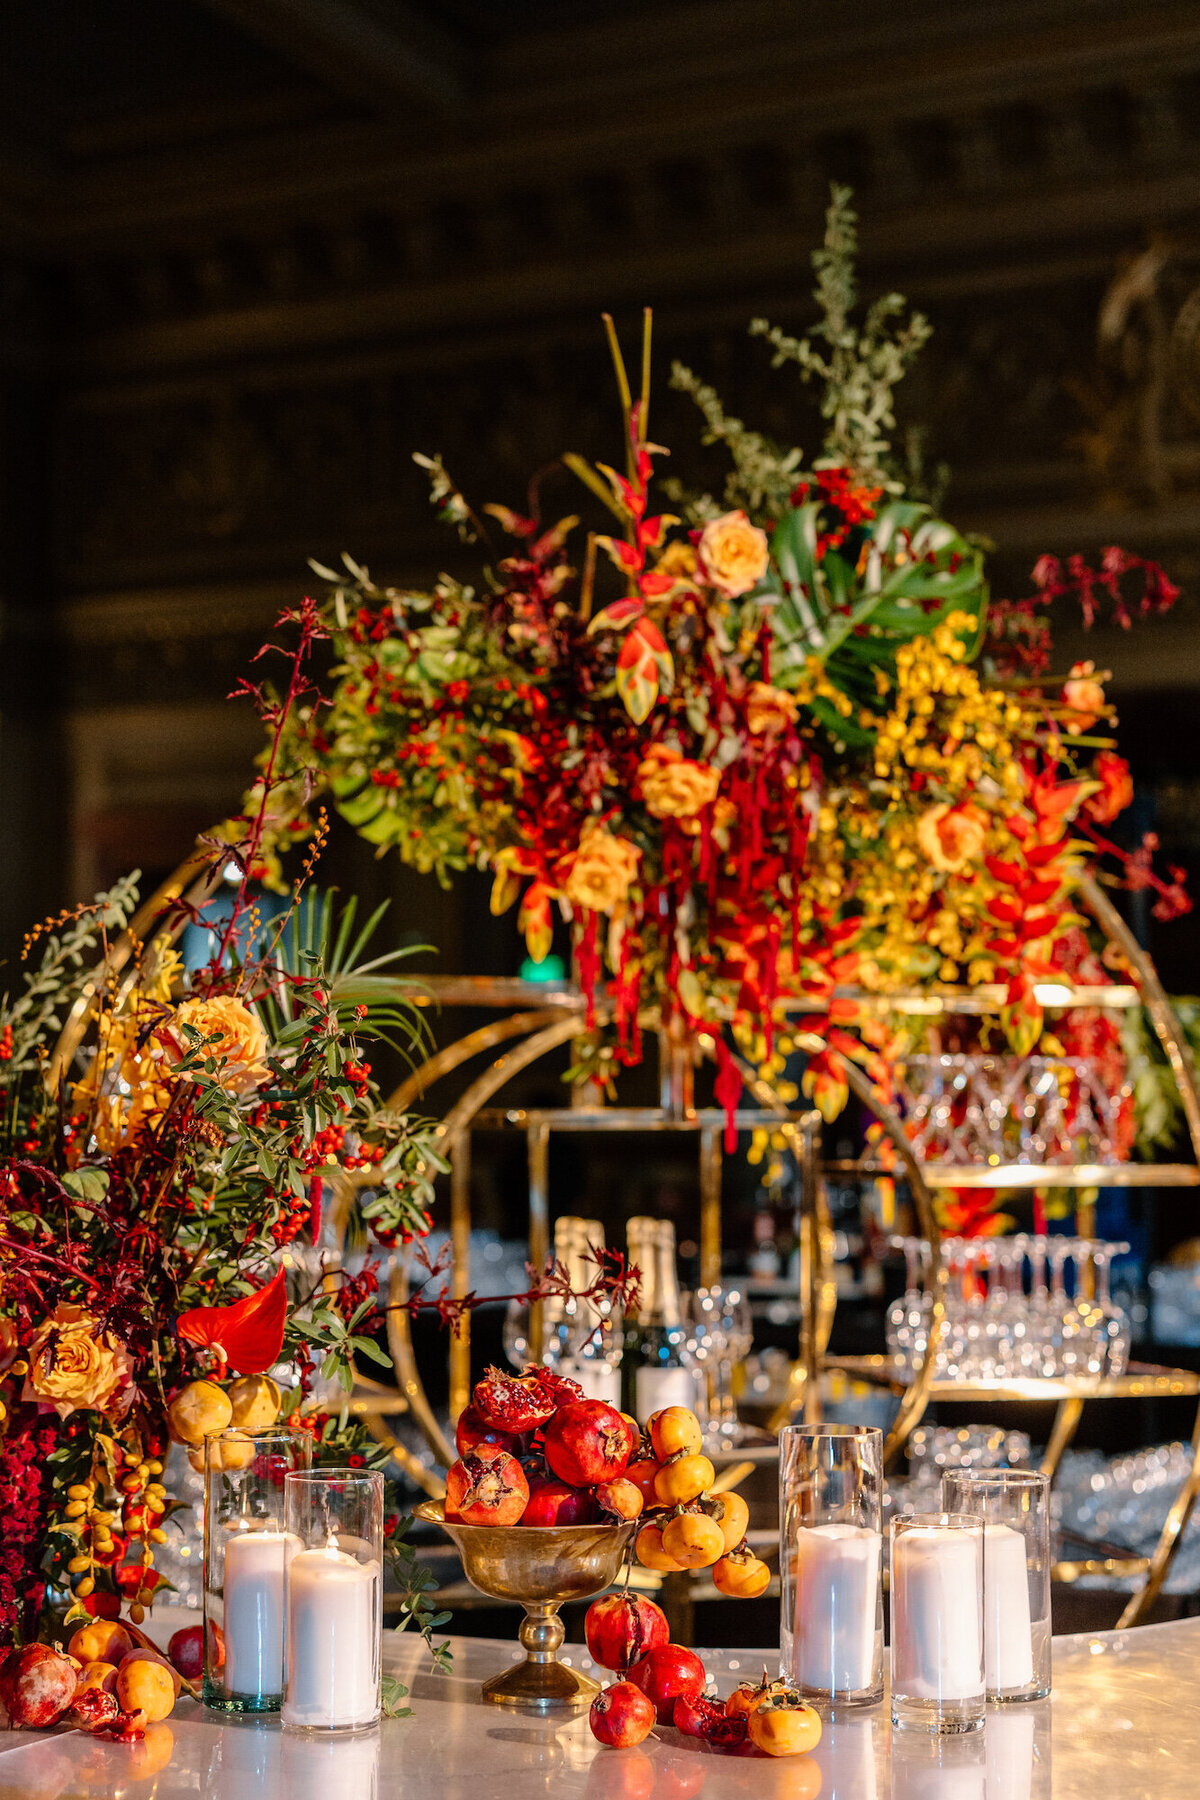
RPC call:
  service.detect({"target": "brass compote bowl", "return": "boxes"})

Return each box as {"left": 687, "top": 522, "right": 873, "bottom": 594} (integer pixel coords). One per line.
{"left": 415, "top": 1499, "right": 636, "bottom": 1710}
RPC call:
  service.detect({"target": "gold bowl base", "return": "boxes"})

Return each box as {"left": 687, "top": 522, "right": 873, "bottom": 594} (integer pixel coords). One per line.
{"left": 415, "top": 1500, "right": 635, "bottom": 1711}
{"left": 482, "top": 1657, "right": 601, "bottom": 1711}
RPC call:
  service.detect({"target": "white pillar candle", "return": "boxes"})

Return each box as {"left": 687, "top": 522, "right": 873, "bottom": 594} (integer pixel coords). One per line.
{"left": 283, "top": 1540, "right": 381, "bottom": 1730}
{"left": 892, "top": 1526, "right": 984, "bottom": 1701}
{"left": 983, "top": 1523, "right": 1034, "bottom": 1693}
{"left": 223, "top": 1528, "right": 293, "bottom": 1697}
{"left": 791, "top": 1522, "right": 880, "bottom": 1694}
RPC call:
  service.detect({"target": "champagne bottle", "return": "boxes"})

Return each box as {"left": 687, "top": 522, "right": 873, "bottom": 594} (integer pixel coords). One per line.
{"left": 624, "top": 1218, "right": 696, "bottom": 1422}
{"left": 558, "top": 1217, "right": 622, "bottom": 1408}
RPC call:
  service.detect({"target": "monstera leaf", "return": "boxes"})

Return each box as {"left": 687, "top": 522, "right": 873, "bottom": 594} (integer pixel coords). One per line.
{"left": 768, "top": 500, "right": 988, "bottom": 744}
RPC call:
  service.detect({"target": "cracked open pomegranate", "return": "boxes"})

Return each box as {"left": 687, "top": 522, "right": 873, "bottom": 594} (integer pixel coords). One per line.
{"left": 445, "top": 1444, "right": 530, "bottom": 1525}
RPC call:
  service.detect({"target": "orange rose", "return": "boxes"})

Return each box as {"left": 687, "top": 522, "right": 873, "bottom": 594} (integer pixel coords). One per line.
{"left": 916, "top": 802, "right": 987, "bottom": 872}
{"left": 638, "top": 745, "right": 722, "bottom": 819}
{"left": 1061, "top": 660, "right": 1108, "bottom": 734}
{"left": 745, "top": 682, "right": 799, "bottom": 736}
{"left": 1086, "top": 751, "right": 1134, "bottom": 824}
{"left": 563, "top": 825, "right": 641, "bottom": 915}
{"left": 159, "top": 996, "right": 270, "bottom": 1096}
{"left": 23, "top": 1304, "right": 134, "bottom": 1421}
{"left": 696, "top": 510, "right": 770, "bottom": 599}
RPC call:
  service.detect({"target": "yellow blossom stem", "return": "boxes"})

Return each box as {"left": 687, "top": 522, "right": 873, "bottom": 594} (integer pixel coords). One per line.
{"left": 601, "top": 312, "right": 635, "bottom": 482}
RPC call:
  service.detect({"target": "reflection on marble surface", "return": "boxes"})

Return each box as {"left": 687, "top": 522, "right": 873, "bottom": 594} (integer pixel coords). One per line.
{"left": 0, "top": 1616, "right": 1194, "bottom": 1800}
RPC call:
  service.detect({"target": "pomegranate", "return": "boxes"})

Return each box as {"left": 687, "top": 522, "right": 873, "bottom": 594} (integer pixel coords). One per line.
{"left": 522, "top": 1478, "right": 595, "bottom": 1527}
{"left": 455, "top": 1404, "right": 520, "bottom": 1458}
{"left": 543, "top": 1400, "right": 634, "bottom": 1487}
{"left": 589, "top": 1679, "right": 656, "bottom": 1748}
{"left": 527, "top": 1365, "right": 584, "bottom": 1409}
{"left": 0, "top": 1643, "right": 79, "bottom": 1728}
{"left": 445, "top": 1444, "right": 529, "bottom": 1526}
{"left": 71, "top": 1684, "right": 121, "bottom": 1734}
{"left": 595, "top": 1478, "right": 643, "bottom": 1523}
{"left": 167, "top": 1624, "right": 205, "bottom": 1682}
{"left": 626, "top": 1643, "right": 706, "bottom": 1725}
{"left": 472, "top": 1367, "right": 555, "bottom": 1435}
{"left": 672, "top": 1690, "right": 748, "bottom": 1746}
{"left": 585, "top": 1593, "right": 669, "bottom": 1672}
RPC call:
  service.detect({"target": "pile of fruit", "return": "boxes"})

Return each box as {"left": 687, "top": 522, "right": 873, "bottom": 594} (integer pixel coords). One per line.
{"left": 585, "top": 1592, "right": 822, "bottom": 1760}
{"left": 447, "top": 1374, "right": 770, "bottom": 1597}
{"left": 0, "top": 1616, "right": 207, "bottom": 1741}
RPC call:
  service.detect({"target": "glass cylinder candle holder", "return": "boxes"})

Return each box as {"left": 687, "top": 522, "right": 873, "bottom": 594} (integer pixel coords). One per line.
{"left": 282, "top": 1468, "right": 384, "bottom": 1734}
{"left": 203, "top": 1428, "right": 312, "bottom": 1713}
{"left": 780, "top": 1423, "right": 884, "bottom": 1711}
{"left": 941, "top": 1469, "right": 1051, "bottom": 1702}
{"left": 890, "top": 1512, "right": 985, "bottom": 1735}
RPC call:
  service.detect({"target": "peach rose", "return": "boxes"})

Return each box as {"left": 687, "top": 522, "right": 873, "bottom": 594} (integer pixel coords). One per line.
{"left": 638, "top": 745, "right": 722, "bottom": 820}
{"left": 1061, "top": 660, "right": 1107, "bottom": 734}
{"left": 696, "top": 510, "right": 770, "bottom": 599}
{"left": 916, "top": 802, "right": 987, "bottom": 872}
{"left": 24, "top": 1304, "right": 134, "bottom": 1421}
{"left": 159, "top": 996, "right": 270, "bottom": 1096}
{"left": 745, "top": 682, "right": 799, "bottom": 736}
{"left": 563, "top": 826, "right": 641, "bottom": 915}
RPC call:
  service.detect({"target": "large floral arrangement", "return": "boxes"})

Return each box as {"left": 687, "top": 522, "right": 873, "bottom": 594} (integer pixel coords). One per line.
{"left": 262, "top": 190, "right": 1184, "bottom": 1151}
{"left": 0, "top": 619, "right": 635, "bottom": 1673}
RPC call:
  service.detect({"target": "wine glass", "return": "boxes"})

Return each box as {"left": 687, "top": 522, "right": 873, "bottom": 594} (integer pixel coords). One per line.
{"left": 1086, "top": 1240, "right": 1132, "bottom": 1376}
{"left": 689, "top": 1286, "right": 752, "bottom": 1445}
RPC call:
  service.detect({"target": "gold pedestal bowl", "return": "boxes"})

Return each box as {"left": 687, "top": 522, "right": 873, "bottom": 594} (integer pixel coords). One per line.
{"left": 415, "top": 1500, "right": 636, "bottom": 1710}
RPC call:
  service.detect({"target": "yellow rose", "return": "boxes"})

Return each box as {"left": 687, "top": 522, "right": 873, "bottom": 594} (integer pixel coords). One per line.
{"left": 745, "top": 682, "right": 799, "bottom": 736}
{"left": 916, "top": 803, "right": 987, "bottom": 872}
{"left": 23, "top": 1304, "right": 134, "bottom": 1421}
{"left": 638, "top": 745, "right": 722, "bottom": 819}
{"left": 696, "top": 510, "right": 770, "bottom": 599}
{"left": 563, "top": 825, "right": 641, "bottom": 915}
{"left": 1061, "top": 660, "right": 1107, "bottom": 734}
{"left": 159, "top": 996, "right": 270, "bottom": 1096}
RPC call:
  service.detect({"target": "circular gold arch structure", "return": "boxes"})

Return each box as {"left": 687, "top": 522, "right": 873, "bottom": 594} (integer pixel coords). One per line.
{"left": 48, "top": 855, "right": 1200, "bottom": 1625}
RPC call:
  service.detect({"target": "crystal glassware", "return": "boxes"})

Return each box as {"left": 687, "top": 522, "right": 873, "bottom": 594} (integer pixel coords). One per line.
{"left": 203, "top": 1428, "right": 312, "bottom": 1713}
{"left": 780, "top": 1424, "right": 884, "bottom": 1711}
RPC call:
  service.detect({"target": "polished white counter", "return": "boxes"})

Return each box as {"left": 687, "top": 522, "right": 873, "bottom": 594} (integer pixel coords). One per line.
{"left": 0, "top": 1613, "right": 1195, "bottom": 1799}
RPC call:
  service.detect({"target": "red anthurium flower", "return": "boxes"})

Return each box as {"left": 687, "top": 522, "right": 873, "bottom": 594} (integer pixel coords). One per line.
{"left": 177, "top": 1268, "right": 288, "bottom": 1374}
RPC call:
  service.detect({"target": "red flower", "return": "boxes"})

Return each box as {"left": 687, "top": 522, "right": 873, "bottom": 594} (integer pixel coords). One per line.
{"left": 1086, "top": 752, "right": 1134, "bottom": 825}
{"left": 177, "top": 1268, "right": 288, "bottom": 1374}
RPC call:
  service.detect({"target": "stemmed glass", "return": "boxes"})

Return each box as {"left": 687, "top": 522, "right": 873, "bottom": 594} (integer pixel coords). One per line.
{"left": 887, "top": 1237, "right": 932, "bottom": 1376}
{"left": 687, "top": 1286, "right": 752, "bottom": 1446}
{"left": 1083, "top": 1240, "right": 1132, "bottom": 1375}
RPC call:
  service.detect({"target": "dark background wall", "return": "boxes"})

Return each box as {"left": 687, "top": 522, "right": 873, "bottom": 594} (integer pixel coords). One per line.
{"left": 3, "top": 0, "right": 1200, "bottom": 989}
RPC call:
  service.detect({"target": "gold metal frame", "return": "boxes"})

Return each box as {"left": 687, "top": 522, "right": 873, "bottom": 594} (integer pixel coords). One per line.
{"left": 48, "top": 854, "right": 1200, "bottom": 1626}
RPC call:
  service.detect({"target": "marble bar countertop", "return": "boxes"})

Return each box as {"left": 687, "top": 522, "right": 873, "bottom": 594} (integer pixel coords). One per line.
{"left": 0, "top": 1612, "right": 1195, "bottom": 1800}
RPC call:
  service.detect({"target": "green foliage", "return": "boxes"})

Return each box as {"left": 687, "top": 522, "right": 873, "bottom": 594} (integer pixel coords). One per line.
{"left": 665, "top": 363, "right": 802, "bottom": 517}
{"left": 2, "top": 873, "right": 141, "bottom": 1074}
{"left": 749, "top": 184, "right": 931, "bottom": 482}
{"left": 767, "top": 499, "right": 988, "bottom": 744}
{"left": 1121, "top": 1002, "right": 1200, "bottom": 1156}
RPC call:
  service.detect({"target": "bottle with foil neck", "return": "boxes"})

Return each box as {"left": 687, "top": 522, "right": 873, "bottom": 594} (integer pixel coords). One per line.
{"left": 624, "top": 1218, "right": 696, "bottom": 1422}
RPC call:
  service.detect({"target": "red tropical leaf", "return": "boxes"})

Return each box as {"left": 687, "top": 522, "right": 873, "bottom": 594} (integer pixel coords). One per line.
{"left": 178, "top": 1268, "right": 288, "bottom": 1375}
{"left": 588, "top": 595, "right": 644, "bottom": 635}
{"left": 518, "top": 881, "right": 555, "bottom": 962}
